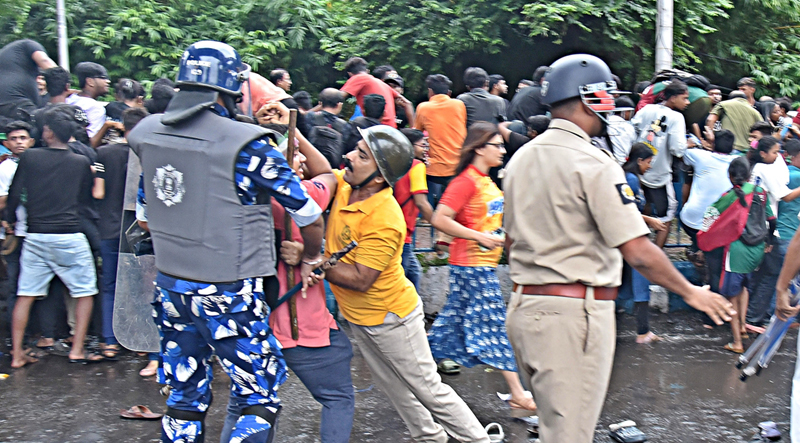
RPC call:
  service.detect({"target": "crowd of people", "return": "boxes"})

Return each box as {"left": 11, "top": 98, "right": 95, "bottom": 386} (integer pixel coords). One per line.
{"left": 0, "top": 35, "right": 796, "bottom": 443}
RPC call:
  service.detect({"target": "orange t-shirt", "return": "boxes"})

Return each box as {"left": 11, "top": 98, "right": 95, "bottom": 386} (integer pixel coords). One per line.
{"left": 341, "top": 73, "right": 400, "bottom": 128}
{"left": 438, "top": 165, "right": 504, "bottom": 267}
{"left": 325, "top": 170, "right": 419, "bottom": 326}
{"left": 393, "top": 159, "right": 428, "bottom": 243}
{"left": 415, "top": 94, "right": 467, "bottom": 177}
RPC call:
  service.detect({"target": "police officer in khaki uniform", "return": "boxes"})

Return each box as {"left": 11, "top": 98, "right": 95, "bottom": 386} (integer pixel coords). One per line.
{"left": 503, "top": 54, "right": 736, "bottom": 443}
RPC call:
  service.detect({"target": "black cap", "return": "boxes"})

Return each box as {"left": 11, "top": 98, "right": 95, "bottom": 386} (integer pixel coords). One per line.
{"left": 74, "top": 62, "right": 109, "bottom": 82}
{"left": 384, "top": 73, "right": 404, "bottom": 88}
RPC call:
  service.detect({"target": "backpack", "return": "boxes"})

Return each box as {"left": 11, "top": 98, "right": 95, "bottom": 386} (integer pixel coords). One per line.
{"left": 697, "top": 191, "right": 753, "bottom": 252}
{"left": 308, "top": 112, "right": 347, "bottom": 169}
{"left": 740, "top": 188, "right": 769, "bottom": 246}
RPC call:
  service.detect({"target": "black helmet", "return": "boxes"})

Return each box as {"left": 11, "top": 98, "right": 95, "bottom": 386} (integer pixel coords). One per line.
{"left": 540, "top": 54, "right": 624, "bottom": 122}
{"left": 357, "top": 126, "right": 413, "bottom": 187}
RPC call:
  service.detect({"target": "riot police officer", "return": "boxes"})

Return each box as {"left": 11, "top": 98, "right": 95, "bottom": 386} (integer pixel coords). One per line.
{"left": 128, "top": 40, "right": 325, "bottom": 443}
{"left": 503, "top": 54, "right": 735, "bottom": 443}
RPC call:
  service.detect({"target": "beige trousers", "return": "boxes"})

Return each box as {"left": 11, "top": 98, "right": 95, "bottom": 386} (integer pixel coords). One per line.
{"left": 350, "top": 303, "right": 490, "bottom": 443}
{"left": 506, "top": 287, "right": 616, "bottom": 443}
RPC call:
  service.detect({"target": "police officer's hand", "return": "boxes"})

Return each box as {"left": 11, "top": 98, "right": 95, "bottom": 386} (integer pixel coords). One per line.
{"left": 473, "top": 232, "right": 504, "bottom": 250}
{"left": 682, "top": 285, "right": 736, "bottom": 325}
{"left": 280, "top": 240, "right": 303, "bottom": 266}
{"left": 776, "top": 286, "right": 800, "bottom": 321}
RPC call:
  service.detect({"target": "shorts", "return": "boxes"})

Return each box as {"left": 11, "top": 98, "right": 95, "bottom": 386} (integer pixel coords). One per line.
{"left": 18, "top": 233, "right": 97, "bottom": 298}
{"left": 642, "top": 184, "right": 677, "bottom": 222}
{"left": 719, "top": 271, "right": 750, "bottom": 298}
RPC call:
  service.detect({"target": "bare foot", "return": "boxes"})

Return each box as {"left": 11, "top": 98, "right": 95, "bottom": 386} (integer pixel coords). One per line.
{"left": 139, "top": 360, "right": 159, "bottom": 377}
{"left": 11, "top": 353, "right": 38, "bottom": 369}
{"left": 36, "top": 337, "right": 55, "bottom": 348}
{"left": 509, "top": 396, "right": 537, "bottom": 412}
{"left": 636, "top": 332, "right": 663, "bottom": 344}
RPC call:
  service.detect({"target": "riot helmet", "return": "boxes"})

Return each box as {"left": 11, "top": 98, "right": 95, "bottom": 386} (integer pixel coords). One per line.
{"left": 540, "top": 54, "right": 626, "bottom": 124}
{"left": 176, "top": 41, "right": 251, "bottom": 96}
{"left": 356, "top": 126, "right": 413, "bottom": 188}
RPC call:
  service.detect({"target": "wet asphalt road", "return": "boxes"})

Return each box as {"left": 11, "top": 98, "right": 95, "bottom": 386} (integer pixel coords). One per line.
{"left": 0, "top": 310, "right": 794, "bottom": 443}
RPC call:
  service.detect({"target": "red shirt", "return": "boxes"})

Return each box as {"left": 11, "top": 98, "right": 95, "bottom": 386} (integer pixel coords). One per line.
{"left": 269, "top": 178, "right": 337, "bottom": 349}
{"left": 438, "top": 165, "right": 504, "bottom": 267}
{"left": 393, "top": 159, "right": 428, "bottom": 243}
{"left": 341, "top": 73, "right": 400, "bottom": 128}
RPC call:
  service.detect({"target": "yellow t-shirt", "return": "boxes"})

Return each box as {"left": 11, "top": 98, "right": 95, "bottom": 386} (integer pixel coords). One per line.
{"left": 326, "top": 170, "right": 419, "bottom": 326}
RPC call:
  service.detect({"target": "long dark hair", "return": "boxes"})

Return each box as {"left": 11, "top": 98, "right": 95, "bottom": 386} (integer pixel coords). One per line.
{"left": 456, "top": 121, "right": 499, "bottom": 175}
{"left": 729, "top": 156, "right": 751, "bottom": 207}
{"left": 747, "top": 135, "right": 780, "bottom": 167}
{"left": 621, "top": 143, "right": 654, "bottom": 176}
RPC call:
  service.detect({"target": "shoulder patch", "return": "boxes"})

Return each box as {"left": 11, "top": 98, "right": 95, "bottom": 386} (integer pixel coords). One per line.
{"left": 616, "top": 183, "right": 636, "bottom": 205}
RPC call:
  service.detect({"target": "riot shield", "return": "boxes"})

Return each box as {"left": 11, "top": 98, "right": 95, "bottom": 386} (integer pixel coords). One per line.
{"left": 112, "top": 150, "right": 160, "bottom": 352}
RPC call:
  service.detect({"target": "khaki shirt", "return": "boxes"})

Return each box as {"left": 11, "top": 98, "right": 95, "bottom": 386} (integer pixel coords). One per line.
{"left": 503, "top": 119, "right": 650, "bottom": 287}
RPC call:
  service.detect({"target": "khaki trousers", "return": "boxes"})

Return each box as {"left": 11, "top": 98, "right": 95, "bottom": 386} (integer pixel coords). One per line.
{"left": 506, "top": 287, "right": 616, "bottom": 443}
{"left": 350, "top": 303, "right": 490, "bottom": 443}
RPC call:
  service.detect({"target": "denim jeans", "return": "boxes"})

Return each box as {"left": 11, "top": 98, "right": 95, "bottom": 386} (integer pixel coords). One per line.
{"left": 746, "top": 239, "right": 787, "bottom": 326}
{"left": 426, "top": 175, "right": 453, "bottom": 209}
{"left": 401, "top": 243, "right": 422, "bottom": 291}
{"left": 100, "top": 238, "right": 120, "bottom": 344}
{"left": 220, "top": 327, "right": 355, "bottom": 443}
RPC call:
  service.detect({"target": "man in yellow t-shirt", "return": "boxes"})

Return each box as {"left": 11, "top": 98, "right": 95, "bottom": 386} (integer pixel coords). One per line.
{"left": 322, "top": 126, "right": 490, "bottom": 443}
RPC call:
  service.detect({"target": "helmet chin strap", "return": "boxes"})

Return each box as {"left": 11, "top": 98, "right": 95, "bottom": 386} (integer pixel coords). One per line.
{"left": 352, "top": 170, "right": 380, "bottom": 190}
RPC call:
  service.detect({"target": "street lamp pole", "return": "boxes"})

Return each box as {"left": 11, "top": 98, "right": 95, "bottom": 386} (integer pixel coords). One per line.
{"left": 655, "top": 0, "right": 673, "bottom": 72}
{"left": 56, "top": 0, "right": 69, "bottom": 70}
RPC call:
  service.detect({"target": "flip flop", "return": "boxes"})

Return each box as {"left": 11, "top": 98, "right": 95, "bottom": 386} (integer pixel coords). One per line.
{"left": 724, "top": 343, "right": 744, "bottom": 354}
{"left": 120, "top": 405, "right": 163, "bottom": 420}
{"left": 69, "top": 352, "right": 104, "bottom": 364}
{"left": 23, "top": 348, "right": 47, "bottom": 359}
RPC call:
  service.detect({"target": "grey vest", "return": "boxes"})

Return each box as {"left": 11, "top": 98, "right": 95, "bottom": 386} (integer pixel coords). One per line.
{"left": 128, "top": 110, "right": 276, "bottom": 282}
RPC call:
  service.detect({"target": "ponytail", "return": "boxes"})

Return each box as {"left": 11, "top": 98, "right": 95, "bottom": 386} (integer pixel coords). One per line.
{"left": 728, "top": 156, "right": 751, "bottom": 207}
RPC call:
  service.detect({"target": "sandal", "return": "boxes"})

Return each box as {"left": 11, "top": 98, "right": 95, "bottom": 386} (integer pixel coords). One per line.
{"left": 23, "top": 348, "right": 47, "bottom": 359}
{"left": 69, "top": 352, "right": 104, "bottom": 364}
{"left": 101, "top": 344, "right": 121, "bottom": 361}
{"left": 724, "top": 343, "right": 744, "bottom": 354}
{"left": 437, "top": 359, "right": 461, "bottom": 375}
{"left": 120, "top": 405, "right": 163, "bottom": 420}
{"left": 485, "top": 423, "right": 505, "bottom": 443}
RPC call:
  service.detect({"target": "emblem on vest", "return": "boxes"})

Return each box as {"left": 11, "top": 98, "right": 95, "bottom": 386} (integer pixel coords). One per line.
{"left": 153, "top": 164, "right": 185, "bottom": 207}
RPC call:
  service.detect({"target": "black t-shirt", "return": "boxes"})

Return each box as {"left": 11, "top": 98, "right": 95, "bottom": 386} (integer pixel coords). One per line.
{"left": 507, "top": 85, "right": 548, "bottom": 122}
{"left": 0, "top": 39, "right": 46, "bottom": 105}
{"left": 6, "top": 147, "right": 93, "bottom": 234}
{"left": 95, "top": 143, "right": 130, "bottom": 239}
{"left": 105, "top": 101, "right": 129, "bottom": 121}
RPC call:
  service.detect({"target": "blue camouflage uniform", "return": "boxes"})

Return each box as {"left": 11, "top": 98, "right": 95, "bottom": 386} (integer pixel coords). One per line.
{"left": 138, "top": 104, "right": 321, "bottom": 443}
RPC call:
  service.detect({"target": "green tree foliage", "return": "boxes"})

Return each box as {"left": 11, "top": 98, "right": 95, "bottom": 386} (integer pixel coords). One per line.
{"left": 1, "top": 0, "right": 338, "bottom": 89}
{"left": 2, "top": 0, "right": 800, "bottom": 99}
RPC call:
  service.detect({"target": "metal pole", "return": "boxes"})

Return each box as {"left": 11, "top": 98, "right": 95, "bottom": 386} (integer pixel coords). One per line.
{"left": 56, "top": 0, "right": 69, "bottom": 70}
{"left": 655, "top": 0, "right": 673, "bottom": 72}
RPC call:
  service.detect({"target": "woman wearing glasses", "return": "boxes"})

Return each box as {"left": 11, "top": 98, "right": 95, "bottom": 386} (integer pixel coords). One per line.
{"left": 429, "top": 122, "right": 537, "bottom": 417}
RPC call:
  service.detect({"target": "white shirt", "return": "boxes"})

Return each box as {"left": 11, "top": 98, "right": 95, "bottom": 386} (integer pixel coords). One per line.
{"left": 680, "top": 149, "right": 734, "bottom": 229}
{"left": 608, "top": 115, "right": 637, "bottom": 165}
{"left": 0, "top": 158, "right": 27, "bottom": 237}
{"left": 751, "top": 160, "right": 791, "bottom": 217}
{"left": 632, "top": 104, "right": 688, "bottom": 187}
{"left": 66, "top": 93, "right": 106, "bottom": 137}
